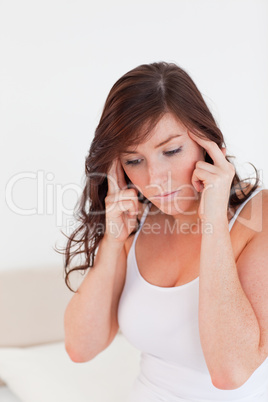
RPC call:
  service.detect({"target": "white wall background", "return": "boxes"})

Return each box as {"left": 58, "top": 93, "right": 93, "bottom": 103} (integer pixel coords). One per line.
{"left": 1, "top": 0, "right": 267, "bottom": 271}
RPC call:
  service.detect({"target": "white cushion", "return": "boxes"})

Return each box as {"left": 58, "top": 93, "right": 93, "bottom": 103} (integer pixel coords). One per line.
{"left": 0, "top": 266, "right": 82, "bottom": 347}
{"left": 0, "top": 334, "right": 140, "bottom": 402}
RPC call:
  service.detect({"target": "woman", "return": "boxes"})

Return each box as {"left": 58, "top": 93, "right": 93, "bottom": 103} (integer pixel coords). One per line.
{"left": 63, "top": 62, "right": 268, "bottom": 401}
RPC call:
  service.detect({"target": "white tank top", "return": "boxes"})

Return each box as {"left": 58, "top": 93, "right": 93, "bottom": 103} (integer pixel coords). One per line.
{"left": 118, "top": 186, "right": 268, "bottom": 402}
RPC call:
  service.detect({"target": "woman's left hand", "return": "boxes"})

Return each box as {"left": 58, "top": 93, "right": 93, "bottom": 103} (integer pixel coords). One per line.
{"left": 188, "top": 131, "right": 236, "bottom": 222}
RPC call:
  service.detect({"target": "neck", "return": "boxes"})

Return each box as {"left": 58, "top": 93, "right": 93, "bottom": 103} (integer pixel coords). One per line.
{"left": 149, "top": 199, "right": 204, "bottom": 235}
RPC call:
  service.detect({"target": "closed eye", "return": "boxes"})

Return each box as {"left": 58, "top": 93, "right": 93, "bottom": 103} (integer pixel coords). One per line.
{"left": 164, "top": 147, "right": 182, "bottom": 156}
{"left": 124, "top": 147, "right": 182, "bottom": 166}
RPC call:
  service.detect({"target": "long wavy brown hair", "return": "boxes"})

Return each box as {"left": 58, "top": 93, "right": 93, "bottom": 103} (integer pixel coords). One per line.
{"left": 59, "top": 61, "right": 260, "bottom": 292}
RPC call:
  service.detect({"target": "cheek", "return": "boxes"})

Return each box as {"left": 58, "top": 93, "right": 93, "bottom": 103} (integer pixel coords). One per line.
{"left": 183, "top": 146, "right": 204, "bottom": 174}
{"left": 171, "top": 152, "right": 202, "bottom": 183}
{"left": 123, "top": 168, "right": 142, "bottom": 187}
{"left": 172, "top": 157, "right": 197, "bottom": 180}
{"left": 185, "top": 164, "right": 196, "bottom": 182}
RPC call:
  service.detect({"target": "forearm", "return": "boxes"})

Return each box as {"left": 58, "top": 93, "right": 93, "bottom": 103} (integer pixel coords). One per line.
{"left": 199, "top": 217, "right": 262, "bottom": 388}
{"left": 64, "top": 236, "right": 124, "bottom": 361}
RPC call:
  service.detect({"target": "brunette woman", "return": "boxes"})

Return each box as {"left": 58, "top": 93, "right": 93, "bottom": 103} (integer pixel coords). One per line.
{"left": 63, "top": 62, "right": 268, "bottom": 401}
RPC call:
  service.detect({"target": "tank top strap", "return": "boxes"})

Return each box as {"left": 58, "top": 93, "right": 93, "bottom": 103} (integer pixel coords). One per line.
{"left": 228, "top": 185, "right": 263, "bottom": 231}
{"left": 133, "top": 202, "right": 152, "bottom": 243}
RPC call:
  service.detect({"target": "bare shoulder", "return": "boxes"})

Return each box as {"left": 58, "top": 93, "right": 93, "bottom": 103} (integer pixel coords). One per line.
{"left": 235, "top": 184, "right": 268, "bottom": 247}
{"left": 234, "top": 186, "right": 268, "bottom": 277}
{"left": 249, "top": 188, "right": 268, "bottom": 233}
{"left": 232, "top": 186, "right": 267, "bottom": 235}
{"left": 235, "top": 190, "right": 268, "bottom": 355}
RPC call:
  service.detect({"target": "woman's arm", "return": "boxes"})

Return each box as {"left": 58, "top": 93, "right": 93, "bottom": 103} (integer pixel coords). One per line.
{"left": 64, "top": 236, "right": 126, "bottom": 363}
{"left": 188, "top": 132, "right": 268, "bottom": 389}
{"left": 199, "top": 210, "right": 267, "bottom": 390}
{"left": 64, "top": 158, "right": 140, "bottom": 363}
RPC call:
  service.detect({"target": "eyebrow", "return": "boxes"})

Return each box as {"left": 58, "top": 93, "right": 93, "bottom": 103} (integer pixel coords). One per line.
{"left": 122, "top": 134, "right": 182, "bottom": 154}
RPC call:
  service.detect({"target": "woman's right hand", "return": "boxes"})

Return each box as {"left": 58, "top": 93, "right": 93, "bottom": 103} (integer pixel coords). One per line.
{"left": 104, "top": 158, "right": 140, "bottom": 245}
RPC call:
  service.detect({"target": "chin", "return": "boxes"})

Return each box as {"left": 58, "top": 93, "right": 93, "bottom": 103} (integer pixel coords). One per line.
{"left": 152, "top": 198, "right": 199, "bottom": 216}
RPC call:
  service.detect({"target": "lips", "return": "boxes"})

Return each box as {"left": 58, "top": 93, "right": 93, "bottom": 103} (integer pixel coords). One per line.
{"left": 153, "top": 190, "right": 179, "bottom": 198}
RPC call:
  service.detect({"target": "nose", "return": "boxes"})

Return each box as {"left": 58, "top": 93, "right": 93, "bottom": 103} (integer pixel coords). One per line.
{"left": 146, "top": 164, "right": 171, "bottom": 195}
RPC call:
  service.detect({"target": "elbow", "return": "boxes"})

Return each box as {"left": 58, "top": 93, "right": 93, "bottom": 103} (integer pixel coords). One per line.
{"left": 210, "top": 350, "right": 267, "bottom": 390}
{"left": 64, "top": 342, "right": 95, "bottom": 363}
{"left": 212, "top": 377, "right": 241, "bottom": 391}
{"left": 211, "top": 371, "right": 250, "bottom": 390}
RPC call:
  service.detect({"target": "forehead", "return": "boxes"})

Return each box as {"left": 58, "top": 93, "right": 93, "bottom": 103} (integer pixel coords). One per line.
{"left": 122, "top": 113, "right": 187, "bottom": 153}
{"left": 150, "top": 113, "right": 187, "bottom": 136}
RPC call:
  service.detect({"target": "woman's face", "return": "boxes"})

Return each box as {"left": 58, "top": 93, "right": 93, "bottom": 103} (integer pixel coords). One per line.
{"left": 120, "top": 112, "right": 205, "bottom": 218}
